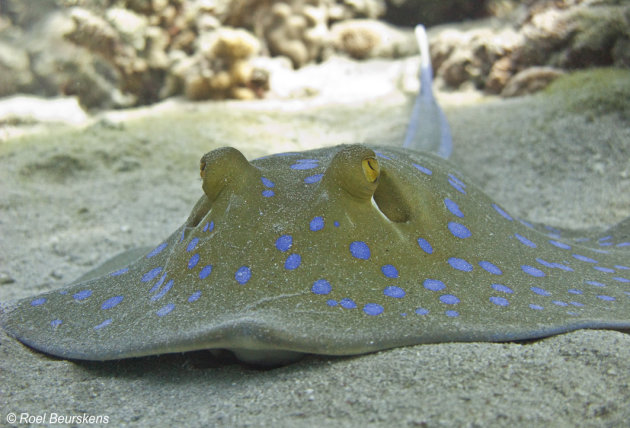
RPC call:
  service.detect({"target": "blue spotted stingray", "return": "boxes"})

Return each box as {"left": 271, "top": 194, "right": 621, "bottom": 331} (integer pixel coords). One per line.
{"left": 1, "top": 26, "right": 629, "bottom": 366}
{"left": 1, "top": 143, "right": 629, "bottom": 365}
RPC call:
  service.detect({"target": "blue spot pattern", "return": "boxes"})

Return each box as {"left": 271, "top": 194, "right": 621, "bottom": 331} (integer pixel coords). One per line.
{"left": 285, "top": 253, "right": 301, "bottom": 270}
{"left": 312, "top": 279, "right": 332, "bottom": 295}
{"left": 417, "top": 237, "right": 433, "bottom": 254}
{"left": 350, "top": 241, "right": 370, "bottom": 260}
{"left": 444, "top": 198, "right": 464, "bottom": 218}
{"left": 235, "top": 266, "right": 252, "bottom": 284}
{"left": 275, "top": 235, "right": 293, "bottom": 252}
{"left": 383, "top": 286, "right": 405, "bottom": 298}
{"left": 147, "top": 242, "right": 168, "bottom": 259}
{"left": 363, "top": 303, "right": 384, "bottom": 316}
{"left": 381, "top": 264, "right": 399, "bottom": 278}
{"left": 31, "top": 298, "right": 46, "bottom": 307}
{"left": 310, "top": 216, "right": 324, "bottom": 231}
{"left": 156, "top": 303, "right": 175, "bottom": 317}
{"left": 101, "top": 296, "right": 123, "bottom": 310}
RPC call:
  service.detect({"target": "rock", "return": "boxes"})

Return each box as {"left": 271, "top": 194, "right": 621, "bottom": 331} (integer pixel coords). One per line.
{"left": 501, "top": 66, "right": 565, "bottom": 97}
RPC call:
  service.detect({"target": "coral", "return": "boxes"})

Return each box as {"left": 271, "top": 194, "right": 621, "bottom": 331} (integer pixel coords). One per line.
{"left": 331, "top": 19, "right": 413, "bottom": 59}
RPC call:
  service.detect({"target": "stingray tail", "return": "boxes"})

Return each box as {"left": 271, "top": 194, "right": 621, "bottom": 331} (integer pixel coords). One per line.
{"left": 403, "top": 24, "right": 453, "bottom": 158}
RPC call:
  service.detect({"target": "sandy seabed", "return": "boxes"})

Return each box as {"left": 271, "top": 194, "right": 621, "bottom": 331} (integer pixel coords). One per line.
{"left": 1, "top": 60, "right": 629, "bottom": 427}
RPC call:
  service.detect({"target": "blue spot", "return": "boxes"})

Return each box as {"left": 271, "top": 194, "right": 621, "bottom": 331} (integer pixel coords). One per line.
{"left": 448, "top": 173, "right": 466, "bottom": 189}
{"left": 304, "top": 174, "right": 323, "bottom": 184}
{"left": 586, "top": 280, "right": 606, "bottom": 287}
{"left": 101, "top": 295, "right": 123, "bottom": 310}
{"left": 147, "top": 242, "right": 168, "bottom": 258}
{"left": 375, "top": 152, "right": 392, "bottom": 160}
{"left": 597, "top": 295, "right": 615, "bottom": 301}
{"left": 203, "top": 221, "right": 215, "bottom": 232}
{"left": 617, "top": 242, "right": 630, "bottom": 247}
{"left": 445, "top": 310, "right": 459, "bottom": 317}
{"left": 59, "top": 291, "right": 68, "bottom": 295}
{"left": 479, "top": 261, "right": 502, "bottom": 275}
{"left": 110, "top": 267, "right": 129, "bottom": 277}
{"left": 149, "top": 273, "right": 166, "bottom": 293}
{"left": 30, "top": 298, "right": 46, "bottom": 307}
{"left": 141, "top": 267, "right": 163, "bottom": 282}
{"left": 275, "top": 235, "right": 293, "bottom": 252}
{"left": 340, "top": 298, "right": 357, "bottom": 309}
{"left": 490, "top": 296, "right": 509, "bottom": 306}
{"left": 334, "top": 221, "right": 340, "bottom": 227}
{"left": 363, "top": 303, "right": 384, "bottom": 316}
{"left": 536, "top": 258, "right": 555, "bottom": 268}
{"left": 415, "top": 307, "right": 429, "bottom": 315}
{"left": 529, "top": 304, "right": 543, "bottom": 310}
{"left": 492, "top": 283, "right": 513, "bottom": 294}
{"left": 285, "top": 253, "right": 301, "bottom": 270}
{"left": 519, "top": 219, "right": 534, "bottom": 228}
{"left": 515, "top": 233, "right": 536, "bottom": 248}
{"left": 327, "top": 299, "right": 337, "bottom": 306}
{"left": 291, "top": 159, "right": 319, "bottom": 170}
{"left": 186, "top": 237, "right": 199, "bottom": 252}
{"left": 262, "top": 189, "right": 275, "bottom": 197}
{"left": 157, "top": 303, "right": 175, "bottom": 317}
{"left": 151, "top": 280, "right": 173, "bottom": 301}
{"left": 448, "top": 177, "right": 466, "bottom": 194}
{"left": 94, "top": 319, "right": 112, "bottom": 330}
{"left": 381, "top": 264, "right": 399, "bottom": 278}
{"left": 311, "top": 279, "right": 332, "bottom": 295}
{"left": 50, "top": 319, "right": 62, "bottom": 327}
{"left": 423, "top": 279, "right": 445, "bottom": 291}
{"left": 188, "top": 253, "right": 200, "bottom": 269}
{"left": 73, "top": 289, "right": 92, "bottom": 301}
{"left": 549, "top": 240, "right": 571, "bottom": 250}
{"left": 552, "top": 300, "right": 568, "bottom": 307}
{"left": 552, "top": 263, "right": 574, "bottom": 272}
{"left": 593, "top": 266, "right": 615, "bottom": 273}
{"left": 492, "top": 204, "right": 513, "bottom": 221}
{"left": 235, "top": 266, "right": 252, "bottom": 284}
{"left": 568, "top": 289, "right": 583, "bottom": 295}
{"left": 521, "top": 265, "right": 545, "bottom": 277}
{"left": 310, "top": 216, "right": 324, "bottom": 231}
{"left": 598, "top": 235, "right": 612, "bottom": 242}
{"left": 383, "top": 286, "right": 405, "bottom": 298}
{"left": 448, "top": 257, "right": 473, "bottom": 272}
{"left": 412, "top": 163, "right": 432, "bottom": 175}
{"left": 570, "top": 301, "right": 584, "bottom": 307}
{"left": 613, "top": 276, "right": 630, "bottom": 283}
{"left": 350, "top": 241, "right": 370, "bottom": 260}
{"left": 199, "top": 265, "right": 213, "bottom": 279}
{"left": 440, "top": 294, "right": 460, "bottom": 305}
{"left": 531, "top": 287, "right": 551, "bottom": 296}
{"left": 616, "top": 265, "right": 630, "bottom": 270}
{"left": 444, "top": 199, "right": 464, "bottom": 218}
{"left": 572, "top": 254, "right": 598, "bottom": 263}
{"left": 417, "top": 237, "right": 433, "bottom": 254}
{"left": 188, "top": 291, "right": 202, "bottom": 303}
{"left": 261, "top": 177, "right": 275, "bottom": 188}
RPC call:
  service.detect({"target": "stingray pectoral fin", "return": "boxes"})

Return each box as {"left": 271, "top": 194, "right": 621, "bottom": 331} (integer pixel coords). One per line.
{"left": 71, "top": 247, "right": 153, "bottom": 284}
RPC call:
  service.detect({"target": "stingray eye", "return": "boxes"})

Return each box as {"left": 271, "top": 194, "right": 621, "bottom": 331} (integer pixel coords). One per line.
{"left": 199, "top": 147, "right": 257, "bottom": 202}
{"left": 362, "top": 157, "right": 380, "bottom": 183}
{"left": 324, "top": 145, "right": 380, "bottom": 200}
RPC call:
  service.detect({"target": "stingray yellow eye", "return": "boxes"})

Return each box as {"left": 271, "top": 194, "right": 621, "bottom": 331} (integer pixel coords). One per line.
{"left": 362, "top": 157, "right": 380, "bottom": 183}
{"left": 323, "top": 145, "right": 380, "bottom": 201}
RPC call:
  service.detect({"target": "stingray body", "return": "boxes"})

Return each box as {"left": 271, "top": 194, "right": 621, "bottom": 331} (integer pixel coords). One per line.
{"left": 2, "top": 144, "right": 629, "bottom": 365}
